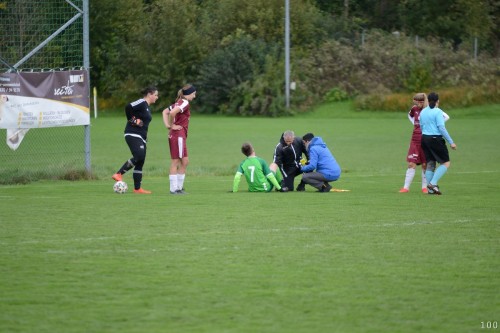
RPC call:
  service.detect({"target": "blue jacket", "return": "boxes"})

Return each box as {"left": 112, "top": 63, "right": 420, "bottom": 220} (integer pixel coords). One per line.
{"left": 301, "top": 137, "right": 341, "bottom": 181}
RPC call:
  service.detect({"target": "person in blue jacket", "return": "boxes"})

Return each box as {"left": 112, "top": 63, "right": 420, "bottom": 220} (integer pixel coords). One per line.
{"left": 300, "top": 133, "right": 341, "bottom": 192}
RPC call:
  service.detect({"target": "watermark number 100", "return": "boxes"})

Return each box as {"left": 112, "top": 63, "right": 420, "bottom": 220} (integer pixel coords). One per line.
{"left": 481, "top": 321, "right": 498, "bottom": 329}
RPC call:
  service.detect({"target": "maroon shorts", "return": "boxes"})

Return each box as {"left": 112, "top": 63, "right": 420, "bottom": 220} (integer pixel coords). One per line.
{"left": 406, "top": 139, "right": 426, "bottom": 164}
{"left": 168, "top": 132, "right": 188, "bottom": 159}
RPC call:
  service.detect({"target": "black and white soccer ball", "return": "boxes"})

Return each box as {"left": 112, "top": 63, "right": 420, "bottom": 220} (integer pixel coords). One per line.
{"left": 113, "top": 181, "right": 128, "bottom": 194}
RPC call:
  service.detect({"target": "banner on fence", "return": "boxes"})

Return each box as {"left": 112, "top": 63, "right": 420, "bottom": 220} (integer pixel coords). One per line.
{"left": 0, "top": 70, "right": 90, "bottom": 129}
{"left": 0, "top": 70, "right": 89, "bottom": 150}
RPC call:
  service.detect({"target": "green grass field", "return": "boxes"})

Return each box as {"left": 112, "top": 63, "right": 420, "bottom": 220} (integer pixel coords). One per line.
{"left": 1, "top": 102, "right": 499, "bottom": 332}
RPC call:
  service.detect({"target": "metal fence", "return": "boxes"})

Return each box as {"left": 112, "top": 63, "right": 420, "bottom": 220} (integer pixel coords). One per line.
{"left": 0, "top": 0, "right": 90, "bottom": 183}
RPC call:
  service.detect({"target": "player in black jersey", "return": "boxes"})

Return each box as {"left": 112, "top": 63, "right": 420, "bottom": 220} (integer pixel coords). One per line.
{"left": 112, "top": 86, "right": 158, "bottom": 194}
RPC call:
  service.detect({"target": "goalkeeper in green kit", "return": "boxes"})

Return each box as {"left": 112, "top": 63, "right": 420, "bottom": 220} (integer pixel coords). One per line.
{"left": 232, "top": 142, "right": 289, "bottom": 193}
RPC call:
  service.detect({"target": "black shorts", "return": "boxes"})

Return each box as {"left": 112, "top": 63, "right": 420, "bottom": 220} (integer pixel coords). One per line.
{"left": 421, "top": 134, "right": 449, "bottom": 164}
{"left": 125, "top": 135, "right": 147, "bottom": 163}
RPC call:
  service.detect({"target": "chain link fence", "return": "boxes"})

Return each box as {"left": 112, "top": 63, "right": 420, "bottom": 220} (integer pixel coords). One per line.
{"left": 0, "top": 0, "right": 90, "bottom": 184}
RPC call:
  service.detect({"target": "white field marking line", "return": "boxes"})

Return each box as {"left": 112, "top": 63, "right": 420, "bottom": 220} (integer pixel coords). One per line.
{"left": 4, "top": 229, "right": 316, "bottom": 248}
{"left": 378, "top": 217, "right": 499, "bottom": 227}
{"left": 0, "top": 194, "right": 65, "bottom": 199}
{"left": 43, "top": 243, "right": 331, "bottom": 254}
{"left": 46, "top": 249, "right": 141, "bottom": 254}
{"left": 16, "top": 236, "right": 125, "bottom": 245}
{"left": 3, "top": 217, "right": 497, "bottom": 248}
{"left": 1, "top": 234, "right": 180, "bottom": 247}
{"left": 6, "top": 219, "right": 500, "bottom": 255}
{"left": 187, "top": 217, "right": 499, "bottom": 234}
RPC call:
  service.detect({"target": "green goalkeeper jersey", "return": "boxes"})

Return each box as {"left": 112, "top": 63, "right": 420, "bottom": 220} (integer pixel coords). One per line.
{"left": 233, "top": 156, "right": 280, "bottom": 192}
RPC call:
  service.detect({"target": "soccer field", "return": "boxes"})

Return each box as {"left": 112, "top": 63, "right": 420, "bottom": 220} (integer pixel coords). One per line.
{"left": 1, "top": 103, "right": 499, "bottom": 332}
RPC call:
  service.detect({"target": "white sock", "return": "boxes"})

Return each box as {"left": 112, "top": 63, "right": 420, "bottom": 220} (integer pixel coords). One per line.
{"left": 421, "top": 169, "right": 427, "bottom": 189}
{"left": 403, "top": 168, "right": 415, "bottom": 189}
{"left": 169, "top": 175, "right": 178, "bottom": 192}
{"left": 177, "top": 174, "right": 185, "bottom": 190}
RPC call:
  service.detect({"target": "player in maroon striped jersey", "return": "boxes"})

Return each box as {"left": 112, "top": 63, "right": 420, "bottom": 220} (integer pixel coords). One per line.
{"left": 162, "top": 84, "right": 196, "bottom": 194}
{"left": 399, "top": 93, "right": 449, "bottom": 193}
{"left": 399, "top": 93, "right": 429, "bottom": 193}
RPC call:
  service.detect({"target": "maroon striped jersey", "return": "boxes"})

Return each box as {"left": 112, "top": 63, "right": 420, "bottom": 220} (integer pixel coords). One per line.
{"left": 409, "top": 105, "right": 423, "bottom": 141}
{"left": 170, "top": 98, "right": 191, "bottom": 136}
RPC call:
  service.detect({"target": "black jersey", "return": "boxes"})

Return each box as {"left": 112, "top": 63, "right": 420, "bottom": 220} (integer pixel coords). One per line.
{"left": 124, "top": 98, "right": 153, "bottom": 141}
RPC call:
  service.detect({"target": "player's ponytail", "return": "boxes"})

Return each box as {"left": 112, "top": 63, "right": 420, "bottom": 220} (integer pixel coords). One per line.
{"left": 176, "top": 84, "right": 196, "bottom": 101}
{"left": 427, "top": 92, "right": 439, "bottom": 109}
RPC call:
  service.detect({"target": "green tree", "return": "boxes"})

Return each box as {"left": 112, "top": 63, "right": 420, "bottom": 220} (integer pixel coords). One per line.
{"left": 86, "top": 0, "right": 499, "bottom": 113}
{"left": 143, "top": 0, "right": 203, "bottom": 101}
{"left": 90, "top": 0, "right": 203, "bottom": 102}
{"left": 196, "top": 34, "right": 282, "bottom": 115}
{"left": 193, "top": 0, "right": 331, "bottom": 115}
{"left": 457, "top": 0, "right": 496, "bottom": 51}
{"left": 198, "top": 0, "right": 326, "bottom": 48}
{"left": 399, "top": 0, "right": 465, "bottom": 44}
{"left": 90, "top": 0, "right": 148, "bottom": 100}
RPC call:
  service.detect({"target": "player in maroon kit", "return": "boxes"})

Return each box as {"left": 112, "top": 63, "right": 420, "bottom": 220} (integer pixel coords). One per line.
{"left": 162, "top": 84, "right": 196, "bottom": 194}
{"left": 399, "top": 93, "right": 449, "bottom": 193}
{"left": 399, "top": 93, "right": 429, "bottom": 193}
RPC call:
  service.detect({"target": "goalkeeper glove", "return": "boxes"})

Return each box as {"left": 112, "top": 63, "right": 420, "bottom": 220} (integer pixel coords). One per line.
{"left": 129, "top": 116, "right": 143, "bottom": 127}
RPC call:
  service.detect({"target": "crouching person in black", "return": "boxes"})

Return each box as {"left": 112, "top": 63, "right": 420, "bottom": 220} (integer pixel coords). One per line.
{"left": 270, "top": 130, "right": 309, "bottom": 191}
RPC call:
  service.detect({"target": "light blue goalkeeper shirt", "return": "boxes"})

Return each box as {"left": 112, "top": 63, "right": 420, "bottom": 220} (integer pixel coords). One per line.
{"left": 419, "top": 106, "right": 454, "bottom": 145}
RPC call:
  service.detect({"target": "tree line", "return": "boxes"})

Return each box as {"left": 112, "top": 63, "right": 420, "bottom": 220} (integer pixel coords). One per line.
{"left": 8, "top": 0, "right": 498, "bottom": 115}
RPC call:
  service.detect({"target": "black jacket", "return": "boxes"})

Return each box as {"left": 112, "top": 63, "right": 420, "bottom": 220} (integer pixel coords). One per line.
{"left": 124, "top": 98, "right": 152, "bottom": 141}
{"left": 272, "top": 133, "right": 308, "bottom": 169}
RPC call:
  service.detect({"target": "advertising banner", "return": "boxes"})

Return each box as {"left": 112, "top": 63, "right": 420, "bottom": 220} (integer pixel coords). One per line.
{"left": 0, "top": 70, "right": 89, "bottom": 150}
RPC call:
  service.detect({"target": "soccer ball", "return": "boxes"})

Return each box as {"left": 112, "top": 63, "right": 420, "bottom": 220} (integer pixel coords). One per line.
{"left": 113, "top": 181, "right": 128, "bottom": 194}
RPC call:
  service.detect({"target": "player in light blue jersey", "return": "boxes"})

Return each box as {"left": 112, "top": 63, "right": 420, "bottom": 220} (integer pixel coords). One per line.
{"left": 419, "top": 92, "right": 457, "bottom": 195}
